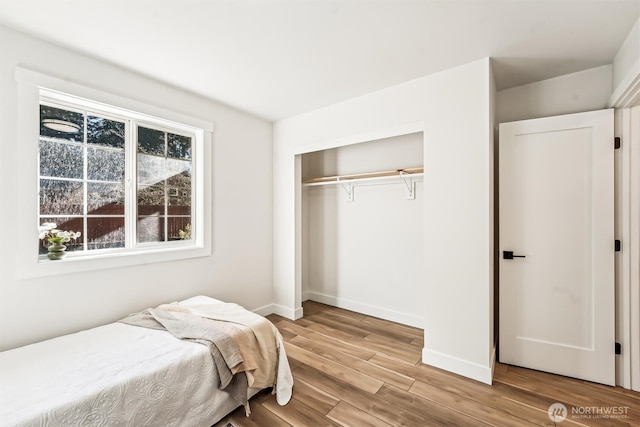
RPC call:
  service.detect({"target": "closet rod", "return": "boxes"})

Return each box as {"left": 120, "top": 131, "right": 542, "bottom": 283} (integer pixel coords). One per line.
{"left": 302, "top": 167, "right": 423, "bottom": 184}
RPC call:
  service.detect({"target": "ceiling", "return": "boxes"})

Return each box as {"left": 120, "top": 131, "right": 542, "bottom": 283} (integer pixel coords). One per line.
{"left": 0, "top": 0, "right": 638, "bottom": 121}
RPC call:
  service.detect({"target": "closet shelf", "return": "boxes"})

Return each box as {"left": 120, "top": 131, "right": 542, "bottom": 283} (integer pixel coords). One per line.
{"left": 302, "top": 167, "right": 423, "bottom": 185}
{"left": 302, "top": 167, "right": 423, "bottom": 201}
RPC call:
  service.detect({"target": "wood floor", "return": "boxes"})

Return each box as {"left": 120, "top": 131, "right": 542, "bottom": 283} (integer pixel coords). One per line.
{"left": 217, "top": 301, "right": 640, "bottom": 426}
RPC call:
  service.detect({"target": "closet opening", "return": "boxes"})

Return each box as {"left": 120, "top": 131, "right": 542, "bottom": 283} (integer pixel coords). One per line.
{"left": 300, "top": 131, "right": 425, "bottom": 328}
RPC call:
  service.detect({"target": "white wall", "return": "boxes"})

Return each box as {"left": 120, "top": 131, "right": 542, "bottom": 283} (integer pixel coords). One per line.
{"left": 496, "top": 65, "right": 612, "bottom": 124}
{"left": 0, "top": 25, "right": 274, "bottom": 351}
{"left": 274, "top": 58, "right": 495, "bottom": 384}
{"left": 302, "top": 133, "right": 424, "bottom": 327}
{"left": 489, "top": 63, "right": 496, "bottom": 356}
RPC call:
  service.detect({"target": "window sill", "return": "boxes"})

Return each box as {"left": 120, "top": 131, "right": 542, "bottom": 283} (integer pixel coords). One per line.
{"left": 19, "top": 244, "right": 211, "bottom": 279}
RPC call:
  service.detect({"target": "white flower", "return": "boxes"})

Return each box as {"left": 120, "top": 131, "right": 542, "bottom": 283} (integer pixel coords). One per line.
{"left": 38, "top": 223, "right": 81, "bottom": 244}
{"left": 38, "top": 223, "right": 57, "bottom": 234}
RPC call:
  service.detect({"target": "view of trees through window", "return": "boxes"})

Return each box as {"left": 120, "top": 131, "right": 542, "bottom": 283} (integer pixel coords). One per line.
{"left": 39, "top": 102, "right": 193, "bottom": 255}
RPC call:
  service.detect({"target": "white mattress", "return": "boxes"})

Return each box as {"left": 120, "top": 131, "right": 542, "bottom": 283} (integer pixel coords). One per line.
{"left": 0, "top": 296, "right": 259, "bottom": 427}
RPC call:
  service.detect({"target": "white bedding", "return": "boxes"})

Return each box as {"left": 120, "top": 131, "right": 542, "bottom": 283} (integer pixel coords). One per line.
{"left": 0, "top": 296, "right": 283, "bottom": 427}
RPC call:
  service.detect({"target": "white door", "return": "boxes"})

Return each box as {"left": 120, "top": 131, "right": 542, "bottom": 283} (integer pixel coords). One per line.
{"left": 499, "top": 109, "right": 615, "bottom": 386}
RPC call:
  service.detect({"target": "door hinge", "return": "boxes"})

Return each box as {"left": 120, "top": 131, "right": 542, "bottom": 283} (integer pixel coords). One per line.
{"left": 615, "top": 137, "right": 621, "bottom": 149}
{"left": 615, "top": 342, "right": 621, "bottom": 355}
{"left": 615, "top": 240, "right": 621, "bottom": 252}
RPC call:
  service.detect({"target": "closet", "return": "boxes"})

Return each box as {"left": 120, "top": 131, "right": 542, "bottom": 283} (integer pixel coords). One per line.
{"left": 301, "top": 132, "right": 425, "bottom": 328}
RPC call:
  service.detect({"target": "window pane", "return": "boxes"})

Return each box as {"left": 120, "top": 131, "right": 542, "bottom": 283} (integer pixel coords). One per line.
{"left": 137, "top": 184, "right": 165, "bottom": 215}
{"left": 138, "top": 216, "right": 165, "bottom": 243}
{"left": 167, "top": 170, "right": 191, "bottom": 215}
{"left": 138, "top": 127, "right": 165, "bottom": 156}
{"left": 168, "top": 133, "right": 191, "bottom": 160}
{"left": 138, "top": 153, "right": 166, "bottom": 186}
{"left": 40, "top": 179, "right": 84, "bottom": 215}
{"left": 88, "top": 115, "right": 125, "bottom": 148}
{"left": 87, "top": 182, "right": 124, "bottom": 214}
{"left": 88, "top": 147, "right": 125, "bottom": 181}
{"left": 38, "top": 217, "right": 84, "bottom": 254}
{"left": 166, "top": 158, "right": 190, "bottom": 179}
{"left": 40, "top": 105, "right": 84, "bottom": 142}
{"left": 39, "top": 139, "right": 83, "bottom": 179}
{"left": 168, "top": 217, "right": 191, "bottom": 241}
{"left": 87, "top": 217, "right": 125, "bottom": 250}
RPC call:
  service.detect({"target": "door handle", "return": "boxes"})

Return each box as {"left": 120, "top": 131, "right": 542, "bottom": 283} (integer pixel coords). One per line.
{"left": 503, "top": 251, "right": 526, "bottom": 260}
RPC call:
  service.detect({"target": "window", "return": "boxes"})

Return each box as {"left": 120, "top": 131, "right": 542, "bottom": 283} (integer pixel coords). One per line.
{"left": 38, "top": 91, "right": 201, "bottom": 260}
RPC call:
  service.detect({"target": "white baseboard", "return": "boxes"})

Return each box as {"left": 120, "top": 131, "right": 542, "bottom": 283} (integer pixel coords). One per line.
{"left": 253, "top": 303, "right": 303, "bottom": 320}
{"left": 305, "top": 291, "right": 424, "bottom": 329}
{"left": 422, "top": 347, "right": 494, "bottom": 385}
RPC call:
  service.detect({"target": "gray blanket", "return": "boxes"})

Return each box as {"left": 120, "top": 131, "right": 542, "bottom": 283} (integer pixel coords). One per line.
{"left": 120, "top": 308, "right": 249, "bottom": 412}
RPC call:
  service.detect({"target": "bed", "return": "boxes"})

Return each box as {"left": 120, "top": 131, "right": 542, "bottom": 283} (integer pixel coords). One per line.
{"left": 0, "top": 296, "right": 293, "bottom": 427}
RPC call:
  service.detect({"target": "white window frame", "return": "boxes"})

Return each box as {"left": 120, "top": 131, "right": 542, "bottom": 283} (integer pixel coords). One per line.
{"left": 15, "top": 67, "right": 213, "bottom": 279}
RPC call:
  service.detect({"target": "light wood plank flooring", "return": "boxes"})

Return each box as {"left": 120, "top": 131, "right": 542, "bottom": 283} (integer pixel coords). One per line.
{"left": 217, "top": 301, "right": 640, "bottom": 426}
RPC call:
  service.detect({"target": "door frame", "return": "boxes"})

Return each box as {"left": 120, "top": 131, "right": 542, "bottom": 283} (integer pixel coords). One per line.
{"left": 610, "top": 73, "right": 640, "bottom": 391}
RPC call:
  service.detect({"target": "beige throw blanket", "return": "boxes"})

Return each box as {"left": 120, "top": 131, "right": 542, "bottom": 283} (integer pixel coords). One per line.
{"left": 187, "top": 303, "right": 279, "bottom": 389}
{"left": 120, "top": 302, "right": 293, "bottom": 414}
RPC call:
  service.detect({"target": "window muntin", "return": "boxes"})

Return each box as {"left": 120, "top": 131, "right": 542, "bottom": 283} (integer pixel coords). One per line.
{"left": 38, "top": 97, "right": 196, "bottom": 259}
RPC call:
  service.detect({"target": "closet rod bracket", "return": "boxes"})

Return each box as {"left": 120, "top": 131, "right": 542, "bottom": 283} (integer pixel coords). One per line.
{"left": 337, "top": 178, "right": 354, "bottom": 202}
{"left": 399, "top": 172, "right": 416, "bottom": 200}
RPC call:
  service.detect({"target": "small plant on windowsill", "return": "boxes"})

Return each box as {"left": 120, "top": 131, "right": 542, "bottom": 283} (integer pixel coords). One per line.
{"left": 39, "top": 222, "right": 81, "bottom": 260}
{"left": 178, "top": 224, "right": 192, "bottom": 240}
